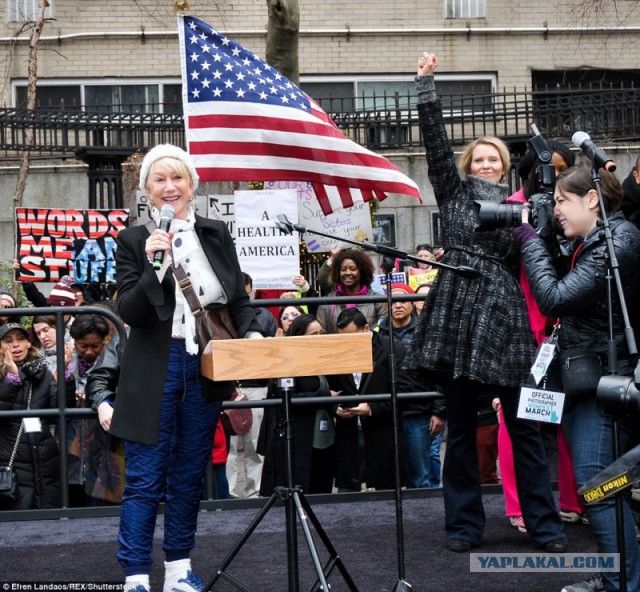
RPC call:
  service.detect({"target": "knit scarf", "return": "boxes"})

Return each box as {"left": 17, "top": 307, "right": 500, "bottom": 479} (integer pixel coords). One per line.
{"left": 335, "top": 283, "right": 369, "bottom": 308}
{"left": 19, "top": 355, "right": 48, "bottom": 380}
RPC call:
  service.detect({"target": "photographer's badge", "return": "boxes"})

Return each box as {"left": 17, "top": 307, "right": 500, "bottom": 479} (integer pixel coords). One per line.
{"left": 518, "top": 331, "right": 565, "bottom": 423}
{"left": 517, "top": 386, "right": 565, "bottom": 424}
{"left": 531, "top": 337, "right": 556, "bottom": 386}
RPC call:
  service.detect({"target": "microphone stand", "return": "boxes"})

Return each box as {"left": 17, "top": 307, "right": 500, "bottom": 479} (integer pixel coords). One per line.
{"left": 275, "top": 215, "right": 481, "bottom": 592}
{"left": 590, "top": 166, "right": 638, "bottom": 592}
{"left": 275, "top": 215, "right": 482, "bottom": 280}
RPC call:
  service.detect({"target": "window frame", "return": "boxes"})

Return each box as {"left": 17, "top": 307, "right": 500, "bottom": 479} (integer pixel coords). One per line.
{"left": 8, "top": 0, "right": 53, "bottom": 22}
{"left": 301, "top": 73, "right": 497, "bottom": 116}
{"left": 12, "top": 77, "right": 182, "bottom": 113}
{"left": 444, "top": 0, "right": 487, "bottom": 20}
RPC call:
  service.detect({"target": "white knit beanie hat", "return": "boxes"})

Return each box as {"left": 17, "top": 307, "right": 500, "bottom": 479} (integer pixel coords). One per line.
{"left": 139, "top": 144, "right": 199, "bottom": 192}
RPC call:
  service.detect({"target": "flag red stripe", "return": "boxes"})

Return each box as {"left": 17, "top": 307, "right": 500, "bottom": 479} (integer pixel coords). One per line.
{"left": 195, "top": 166, "right": 421, "bottom": 198}
{"left": 189, "top": 138, "right": 404, "bottom": 171}
{"left": 311, "top": 183, "right": 333, "bottom": 216}
{"left": 190, "top": 113, "right": 341, "bottom": 136}
{"left": 338, "top": 186, "right": 354, "bottom": 209}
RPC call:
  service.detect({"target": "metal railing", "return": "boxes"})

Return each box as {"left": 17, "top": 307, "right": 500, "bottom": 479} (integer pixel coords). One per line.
{"left": 2, "top": 84, "right": 640, "bottom": 157}
{"left": 0, "top": 293, "right": 441, "bottom": 521}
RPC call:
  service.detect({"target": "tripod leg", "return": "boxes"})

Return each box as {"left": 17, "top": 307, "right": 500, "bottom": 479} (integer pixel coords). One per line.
{"left": 298, "top": 494, "right": 360, "bottom": 592}
{"left": 203, "top": 491, "right": 280, "bottom": 591}
{"left": 292, "top": 491, "right": 330, "bottom": 592}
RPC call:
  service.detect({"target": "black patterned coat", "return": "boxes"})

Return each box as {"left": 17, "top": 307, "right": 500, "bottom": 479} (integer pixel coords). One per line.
{"left": 403, "top": 82, "right": 534, "bottom": 387}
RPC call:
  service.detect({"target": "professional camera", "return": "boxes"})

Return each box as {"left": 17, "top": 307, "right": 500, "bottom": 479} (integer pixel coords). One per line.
{"left": 475, "top": 125, "right": 556, "bottom": 239}
{"left": 597, "top": 373, "right": 640, "bottom": 415}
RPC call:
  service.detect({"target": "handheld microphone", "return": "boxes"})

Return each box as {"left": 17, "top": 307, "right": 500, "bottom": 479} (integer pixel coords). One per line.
{"left": 571, "top": 131, "right": 617, "bottom": 173}
{"left": 152, "top": 204, "right": 175, "bottom": 270}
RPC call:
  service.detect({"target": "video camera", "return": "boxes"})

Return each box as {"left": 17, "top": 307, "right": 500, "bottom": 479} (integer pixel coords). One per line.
{"left": 475, "top": 124, "right": 556, "bottom": 238}
{"left": 578, "top": 367, "right": 640, "bottom": 506}
{"left": 597, "top": 365, "right": 640, "bottom": 415}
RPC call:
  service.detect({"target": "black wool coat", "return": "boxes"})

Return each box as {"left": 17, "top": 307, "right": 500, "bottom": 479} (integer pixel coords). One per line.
{"left": 111, "top": 215, "right": 263, "bottom": 445}
{"left": 0, "top": 362, "right": 60, "bottom": 510}
{"left": 403, "top": 93, "right": 535, "bottom": 388}
{"left": 257, "top": 375, "right": 332, "bottom": 495}
{"left": 329, "top": 331, "right": 410, "bottom": 490}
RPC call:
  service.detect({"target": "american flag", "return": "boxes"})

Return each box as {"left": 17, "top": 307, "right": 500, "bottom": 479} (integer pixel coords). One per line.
{"left": 178, "top": 15, "right": 422, "bottom": 215}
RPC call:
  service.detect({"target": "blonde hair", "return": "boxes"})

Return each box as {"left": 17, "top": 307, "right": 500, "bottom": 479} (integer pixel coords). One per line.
{"left": 458, "top": 136, "right": 511, "bottom": 181}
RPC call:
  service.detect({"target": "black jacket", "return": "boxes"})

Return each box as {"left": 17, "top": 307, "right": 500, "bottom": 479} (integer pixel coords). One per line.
{"left": 328, "top": 331, "right": 410, "bottom": 490}
{"left": 257, "top": 375, "right": 332, "bottom": 495}
{"left": 404, "top": 79, "right": 535, "bottom": 388}
{"left": 621, "top": 169, "right": 640, "bottom": 230}
{"left": 111, "top": 215, "right": 263, "bottom": 445}
{"left": 521, "top": 212, "right": 640, "bottom": 365}
{"left": 0, "top": 358, "right": 60, "bottom": 509}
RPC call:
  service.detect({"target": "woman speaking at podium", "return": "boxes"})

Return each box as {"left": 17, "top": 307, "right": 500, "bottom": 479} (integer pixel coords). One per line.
{"left": 111, "top": 144, "right": 262, "bottom": 592}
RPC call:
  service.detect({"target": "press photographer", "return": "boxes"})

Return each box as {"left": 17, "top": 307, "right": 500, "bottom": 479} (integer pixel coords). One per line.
{"left": 512, "top": 162, "right": 640, "bottom": 592}
{"left": 475, "top": 127, "right": 574, "bottom": 242}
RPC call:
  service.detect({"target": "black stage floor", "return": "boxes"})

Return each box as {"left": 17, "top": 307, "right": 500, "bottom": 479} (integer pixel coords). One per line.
{"left": 0, "top": 490, "right": 601, "bottom": 592}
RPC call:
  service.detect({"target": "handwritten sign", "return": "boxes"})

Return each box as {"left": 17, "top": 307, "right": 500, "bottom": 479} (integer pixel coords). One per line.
{"left": 265, "top": 181, "right": 373, "bottom": 252}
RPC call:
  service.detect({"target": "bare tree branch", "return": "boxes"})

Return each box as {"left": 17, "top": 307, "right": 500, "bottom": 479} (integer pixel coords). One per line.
{"left": 13, "top": 0, "right": 49, "bottom": 209}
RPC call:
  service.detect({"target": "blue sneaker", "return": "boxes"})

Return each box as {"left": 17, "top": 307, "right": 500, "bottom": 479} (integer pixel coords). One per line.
{"left": 165, "top": 570, "right": 204, "bottom": 592}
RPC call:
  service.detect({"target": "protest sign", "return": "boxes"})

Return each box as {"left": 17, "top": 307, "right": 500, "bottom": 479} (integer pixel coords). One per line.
{"left": 265, "top": 181, "right": 373, "bottom": 253}
{"left": 134, "top": 190, "right": 209, "bottom": 225}
{"left": 408, "top": 267, "right": 439, "bottom": 291}
{"left": 15, "top": 207, "right": 129, "bottom": 283}
{"left": 233, "top": 189, "right": 299, "bottom": 289}
{"left": 207, "top": 194, "right": 235, "bottom": 235}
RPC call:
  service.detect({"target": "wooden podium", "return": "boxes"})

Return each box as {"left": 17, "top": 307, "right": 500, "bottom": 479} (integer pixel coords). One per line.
{"left": 202, "top": 333, "right": 373, "bottom": 592}
{"left": 201, "top": 332, "right": 373, "bottom": 381}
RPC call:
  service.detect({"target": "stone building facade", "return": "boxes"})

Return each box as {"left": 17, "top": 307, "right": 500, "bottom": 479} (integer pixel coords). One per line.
{"left": 1, "top": 0, "right": 639, "bottom": 271}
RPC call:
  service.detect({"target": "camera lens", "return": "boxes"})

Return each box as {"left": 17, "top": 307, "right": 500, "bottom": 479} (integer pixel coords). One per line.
{"left": 596, "top": 374, "right": 640, "bottom": 414}
{"left": 474, "top": 201, "right": 526, "bottom": 231}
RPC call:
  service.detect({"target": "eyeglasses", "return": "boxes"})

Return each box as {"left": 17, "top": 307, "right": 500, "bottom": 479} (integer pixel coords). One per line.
{"left": 281, "top": 312, "right": 301, "bottom": 321}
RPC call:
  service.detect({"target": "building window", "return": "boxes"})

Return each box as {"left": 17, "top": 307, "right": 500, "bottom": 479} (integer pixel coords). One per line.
{"left": 8, "top": 0, "right": 53, "bottom": 22}
{"left": 302, "top": 74, "right": 495, "bottom": 114}
{"left": 373, "top": 214, "right": 396, "bottom": 248}
{"left": 431, "top": 213, "right": 442, "bottom": 247}
{"left": 445, "top": 0, "right": 486, "bottom": 19}
{"left": 14, "top": 79, "right": 182, "bottom": 113}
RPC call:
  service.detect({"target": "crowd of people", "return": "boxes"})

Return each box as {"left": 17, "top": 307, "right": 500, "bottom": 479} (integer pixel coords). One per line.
{"left": 1, "top": 70, "right": 640, "bottom": 590}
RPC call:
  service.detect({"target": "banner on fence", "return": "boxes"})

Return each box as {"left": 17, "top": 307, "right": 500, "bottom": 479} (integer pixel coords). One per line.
{"left": 15, "top": 207, "right": 129, "bottom": 283}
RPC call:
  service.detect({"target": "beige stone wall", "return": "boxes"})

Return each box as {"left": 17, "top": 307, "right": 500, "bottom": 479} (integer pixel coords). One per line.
{"left": 1, "top": 0, "right": 638, "bottom": 104}
{"left": 1, "top": 1, "right": 639, "bottom": 256}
